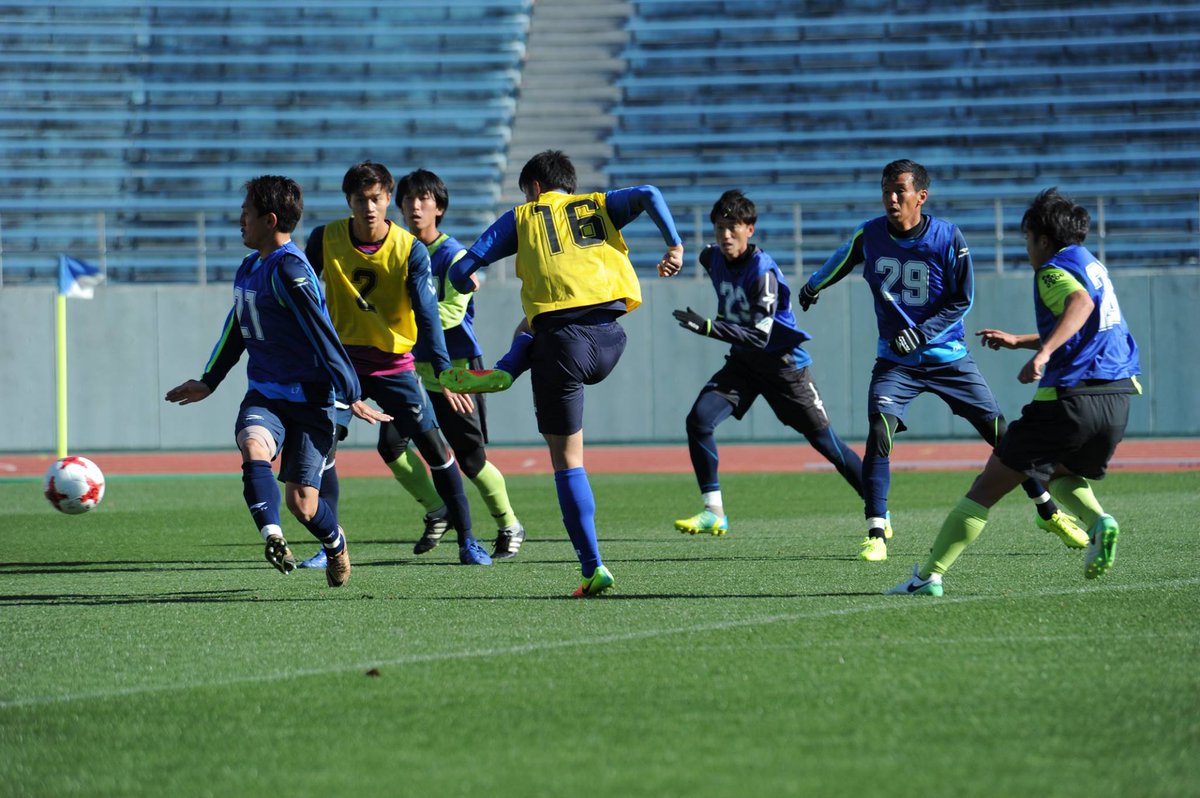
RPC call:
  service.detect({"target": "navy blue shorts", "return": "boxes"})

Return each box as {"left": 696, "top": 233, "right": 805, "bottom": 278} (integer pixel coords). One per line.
{"left": 236, "top": 390, "right": 335, "bottom": 488}
{"left": 529, "top": 317, "right": 627, "bottom": 435}
{"left": 997, "top": 392, "right": 1130, "bottom": 482}
{"left": 360, "top": 369, "right": 440, "bottom": 438}
{"left": 868, "top": 353, "right": 1001, "bottom": 431}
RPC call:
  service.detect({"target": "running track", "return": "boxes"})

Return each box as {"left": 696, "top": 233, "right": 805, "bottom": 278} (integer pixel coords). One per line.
{"left": 2, "top": 439, "right": 1197, "bottom": 478}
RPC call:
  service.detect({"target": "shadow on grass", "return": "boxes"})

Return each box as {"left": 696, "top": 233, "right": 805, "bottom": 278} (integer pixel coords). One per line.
{"left": 0, "top": 588, "right": 259, "bottom": 606}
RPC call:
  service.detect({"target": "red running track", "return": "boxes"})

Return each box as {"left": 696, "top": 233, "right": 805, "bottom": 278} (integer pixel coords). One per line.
{"left": 2, "top": 439, "right": 1197, "bottom": 478}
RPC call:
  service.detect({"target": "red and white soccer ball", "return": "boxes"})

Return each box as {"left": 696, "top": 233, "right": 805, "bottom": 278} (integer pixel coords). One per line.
{"left": 43, "top": 456, "right": 106, "bottom": 514}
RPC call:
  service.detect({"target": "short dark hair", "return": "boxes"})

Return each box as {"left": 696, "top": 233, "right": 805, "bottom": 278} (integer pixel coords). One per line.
{"left": 341, "top": 161, "right": 395, "bottom": 197}
{"left": 397, "top": 168, "right": 450, "bottom": 222}
{"left": 709, "top": 189, "right": 756, "bottom": 226}
{"left": 243, "top": 175, "right": 304, "bottom": 233}
{"left": 881, "top": 159, "right": 930, "bottom": 192}
{"left": 518, "top": 150, "right": 577, "bottom": 195}
{"left": 1021, "top": 187, "right": 1090, "bottom": 246}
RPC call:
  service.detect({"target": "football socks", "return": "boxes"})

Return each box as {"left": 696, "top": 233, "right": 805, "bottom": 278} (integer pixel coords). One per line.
{"left": 923, "top": 496, "right": 989, "bottom": 577}
{"left": 386, "top": 448, "right": 443, "bottom": 512}
{"left": 1048, "top": 475, "right": 1105, "bottom": 529}
{"left": 470, "top": 461, "right": 518, "bottom": 529}
{"left": 555, "top": 466, "right": 603, "bottom": 577}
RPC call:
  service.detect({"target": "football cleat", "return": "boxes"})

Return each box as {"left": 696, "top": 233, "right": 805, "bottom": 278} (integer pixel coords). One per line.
{"left": 492, "top": 522, "right": 526, "bottom": 560}
{"left": 459, "top": 538, "right": 494, "bottom": 566}
{"left": 264, "top": 534, "right": 296, "bottom": 575}
{"left": 298, "top": 549, "right": 328, "bottom": 569}
{"left": 571, "top": 564, "right": 615, "bottom": 598}
{"left": 1036, "top": 510, "right": 1089, "bottom": 549}
{"left": 439, "top": 366, "right": 513, "bottom": 394}
{"left": 883, "top": 512, "right": 894, "bottom": 540}
{"left": 413, "top": 512, "right": 451, "bottom": 554}
{"left": 886, "top": 563, "right": 944, "bottom": 596}
{"left": 858, "top": 535, "right": 888, "bottom": 562}
{"left": 674, "top": 509, "right": 729, "bottom": 536}
{"left": 1084, "top": 514, "right": 1120, "bottom": 580}
{"left": 325, "top": 545, "right": 351, "bottom": 588}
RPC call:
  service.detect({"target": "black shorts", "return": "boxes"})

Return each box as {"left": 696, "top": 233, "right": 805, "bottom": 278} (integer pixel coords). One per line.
{"left": 701, "top": 353, "right": 830, "bottom": 435}
{"left": 996, "top": 392, "right": 1130, "bottom": 482}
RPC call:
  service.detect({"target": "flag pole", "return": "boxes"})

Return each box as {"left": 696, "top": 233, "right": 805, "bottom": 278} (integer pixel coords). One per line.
{"left": 55, "top": 290, "right": 69, "bottom": 458}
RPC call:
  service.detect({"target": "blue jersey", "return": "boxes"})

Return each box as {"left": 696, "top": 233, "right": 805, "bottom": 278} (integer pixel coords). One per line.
{"left": 413, "top": 233, "right": 483, "bottom": 363}
{"left": 808, "top": 215, "right": 973, "bottom": 366}
{"left": 1034, "top": 244, "right": 1140, "bottom": 388}
{"left": 201, "top": 241, "right": 361, "bottom": 404}
{"left": 699, "top": 244, "right": 812, "bottom": 367}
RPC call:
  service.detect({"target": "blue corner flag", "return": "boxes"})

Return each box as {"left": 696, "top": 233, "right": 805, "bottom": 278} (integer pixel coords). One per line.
{"left": 58, "top": 254, "right": 104, "bottom": 298}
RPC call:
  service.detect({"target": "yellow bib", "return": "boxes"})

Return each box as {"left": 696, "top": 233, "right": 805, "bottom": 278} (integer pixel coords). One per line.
{"left": 320, "top": 219, "right": 419, "bottom": 354}
{"left": 514, "top": 192, "right": 642, "bottom": 326}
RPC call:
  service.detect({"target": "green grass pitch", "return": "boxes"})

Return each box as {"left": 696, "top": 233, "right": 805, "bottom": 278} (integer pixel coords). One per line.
{"left": 2, "top": 468, "right": 1198, "bottom": 797}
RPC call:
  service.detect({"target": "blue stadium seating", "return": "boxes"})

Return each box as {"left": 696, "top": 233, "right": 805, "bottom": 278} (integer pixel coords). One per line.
{"left": 610, "top": 0, "right": 1200, "bottom": 272}
{"left": 0, "top": 0, "right": 532, "bottom": 282}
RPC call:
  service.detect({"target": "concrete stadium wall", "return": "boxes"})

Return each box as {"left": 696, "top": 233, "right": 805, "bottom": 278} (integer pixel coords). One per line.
{"left": 2, "top": 270, "right": 1196, "bottom": 454}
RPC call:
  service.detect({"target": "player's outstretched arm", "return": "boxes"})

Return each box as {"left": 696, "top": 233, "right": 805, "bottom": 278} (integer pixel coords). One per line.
{"left": 976, "top": 329, "right": 1039, "bottom": 351}
{"left": 164, "top": 379, "right": 212, "bottom": 405}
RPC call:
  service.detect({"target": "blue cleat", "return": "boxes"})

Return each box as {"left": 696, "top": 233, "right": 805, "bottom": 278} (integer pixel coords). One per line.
{"left": 298, "top": 549, "right": 328, "bottom": 569}
{"left": 459, "top": 538, "right": 494, "bottom": 566}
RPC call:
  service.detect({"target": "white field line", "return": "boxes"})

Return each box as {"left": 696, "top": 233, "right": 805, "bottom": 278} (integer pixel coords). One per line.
{"left": 3, "top": 576, "right": 1198, "bottom": 710}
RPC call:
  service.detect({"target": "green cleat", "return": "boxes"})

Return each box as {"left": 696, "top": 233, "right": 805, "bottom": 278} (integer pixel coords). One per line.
{"left": 674, "top": 509, "right": 729, "bottom": 536}
{"left": 1037, "top": 510, "right": 1089, "bottom": 549}
{"left": 858, "top": 535, "right": 888, "bottom": 562}
{"left": 887, "top": 563, "right": 944, "bottom": 596}
{"left": 571, "top": 564, "right": 614, "bottom": 598}
{"left": 1084, "top": 514, "right": 1120, "bottom": 579}
{"left": 439, "top": 366, "right": 513, "bottom": 394}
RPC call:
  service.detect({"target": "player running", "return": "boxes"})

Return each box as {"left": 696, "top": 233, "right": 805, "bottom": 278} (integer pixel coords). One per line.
{"left": 670, "top": 190, "right": 865, "bottom": 536}
{"left": 889, "top": 187, "right": 1141, "bottom": 595}
{"left": 799, "top": 160, "right": 1087, "bottom": 562}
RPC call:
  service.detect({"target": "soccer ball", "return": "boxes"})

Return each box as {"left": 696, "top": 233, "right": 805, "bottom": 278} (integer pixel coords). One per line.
{"left": 43, "top": 456, "right": 106, "bottom": 514}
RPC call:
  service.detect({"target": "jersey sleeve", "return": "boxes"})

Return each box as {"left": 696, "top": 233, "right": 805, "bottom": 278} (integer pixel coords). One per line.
{"left": 604, "top": 185, "right": 683, "bottom": 245}
{"left": 304, "top": 225, "right": 326, "bottom": 276}
{"left": 199, "top": 305, "right": 246, "bottom": 392}
{"left": 808, "top": 224, "right": 866, "bottom": 292}
{"left": 273, "top": 254, "right": 361, "bottom": 403}
{"left": 407, "top": 240, "right": 453, "bottom": 375}
{"left": 1035, "top": 266, "right": 1086, "bottom": 316}
{"left": 450, "top": 209, "right": 518, "bottom": 293}
{"left": 437, "top": 249, "right": 472, "bottom": 330}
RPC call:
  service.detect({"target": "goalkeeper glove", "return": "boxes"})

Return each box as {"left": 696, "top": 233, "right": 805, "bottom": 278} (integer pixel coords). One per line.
{"left": 672, "top": 307, "right": 711, "bottom": 336}
{"left": 797, "top": 283, "right": 819, "bottom": 311}
{"left": 890, "top": 327, "right": 926, "bottom": 357}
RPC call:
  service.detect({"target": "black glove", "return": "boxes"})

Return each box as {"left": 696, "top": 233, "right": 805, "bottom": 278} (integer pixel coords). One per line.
{"left": 890, "top": 327, "right": 926, "bottom": 357}
{"left": 797, "top": 283, "right": 819, "bottom": 311}
{"left": 672, "top": 307, "right": 710, "bottom": 336}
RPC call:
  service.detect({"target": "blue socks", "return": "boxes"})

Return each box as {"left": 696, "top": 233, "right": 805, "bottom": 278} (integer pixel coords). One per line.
{"left": 300, "top": 498, "right": 344, "bottom": 553}
{"left": 242, "top": 460, "right": 281, "bottom": 531}
{"left": 495, "top": 331, "right": 534, "bottom": 378}
{"left": 430, "top": 458, "right": 474, "bottom": 545}
{"left": 555, "top": 467, "right": 602, "bottom": 578}
{"left": 862, "top": 453, "right": 891, "bottom": 520}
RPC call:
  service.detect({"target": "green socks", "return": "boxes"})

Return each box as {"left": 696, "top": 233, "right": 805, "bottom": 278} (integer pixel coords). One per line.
{"left": 470, "top": 461, "right": 517, "bottom": 529}
{"left": 1048, "top": 475, "right": 1105, "bottom": 528}
{"left": 385, "top": 448, "right": 442, "bottom": 511}
{"left": 923, "top": 497, "right": 989, "bottom": 578}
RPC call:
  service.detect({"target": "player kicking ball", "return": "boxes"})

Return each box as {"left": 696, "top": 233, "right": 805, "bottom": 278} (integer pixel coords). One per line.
{"left": 889, "top": 188, "right": 1141, "bottom": 596}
